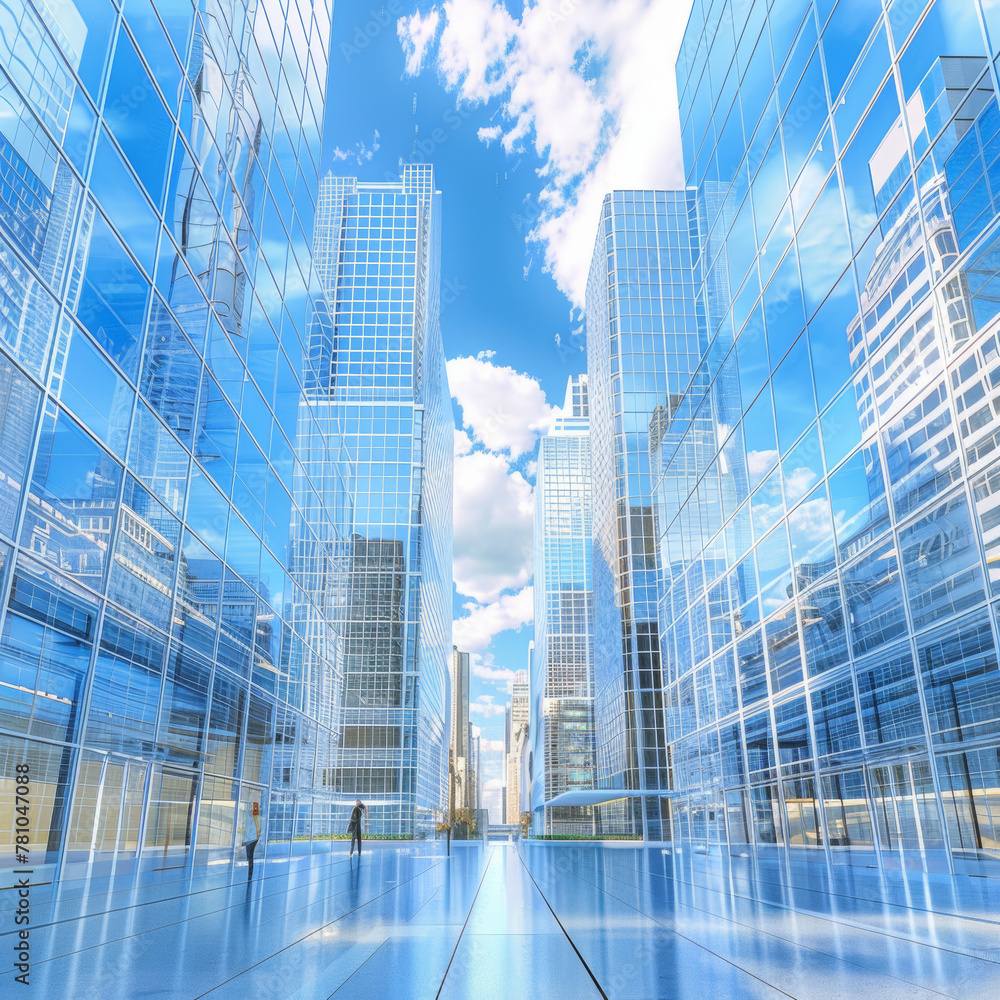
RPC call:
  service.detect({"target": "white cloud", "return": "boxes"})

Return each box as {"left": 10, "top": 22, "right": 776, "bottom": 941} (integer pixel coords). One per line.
{"left": 482, "top": 739, "right": 505, "bottom": 752}
{"left": 454, "top": 428, "right": 474, "bottom": 456}
{"left": 478, "top": 124, "right": 503, "bottom": 146}
{"left": 398, "top": 0, "right": 691, "bottom": 306}
{"left": 448, "top": 355, "right": 554, "bottom": 457}
{"left": 454, "top": 586, "right": 534, "bottom": 649}
{"left": 470, "top": 694, "right": 506, "bottom": 717}
{"left": 784, "top": 466, "right": 819, "bottom": 504}
{"left": 330, "top": 130, "right": 381, "bottom": 165}
{"left": 471, "top": 652, "right": 520, "bottom": 687}
{"left": 397, "top": 8, "right": 441, "bottom": 74}
{"left": 747, "top": 449, "right": 779, "bottom": 482}
{"left": 453, "top": 451, "right": 534, "bottom": 601}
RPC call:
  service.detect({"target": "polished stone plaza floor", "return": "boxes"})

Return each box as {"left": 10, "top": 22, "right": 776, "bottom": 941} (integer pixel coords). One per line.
{"left": 2, "top": 841, "right": 999, "bottom": 998}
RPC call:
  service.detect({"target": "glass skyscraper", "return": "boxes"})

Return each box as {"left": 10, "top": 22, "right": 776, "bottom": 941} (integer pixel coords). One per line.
{"left": 0, "top": 0, "right": 450, "bottom": 876}
{"left": 530, "top": 375, "right": 596, "bottom": 834}
{"left": 586, "top": 192, "right": 702, "bottom": 839}
{"left": 649, "top": 0, "right": 1000, "bottom": 875}
{"left": 309, "top": 166, "right": 453, "bottom": 836}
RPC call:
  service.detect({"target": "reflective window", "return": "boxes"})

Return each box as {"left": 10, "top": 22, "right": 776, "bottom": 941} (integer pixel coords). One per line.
{"left": 205, "top": 671, "right": 246, "bottom": 777}
{"left": 21, "top": 404, "right": 122, "bottom": 589}
{"left": 0, "top": 608, "right": 90, "bottom": 742}
{"left": 0, "top": 353, "right": 41, "bottom": 540}
{"left": 159, "top": 645, "right": 211, "bottom": 762}
{"left": 812, "top": 677, "right": 862, "bottom": 765}
{"left": 899, "top": 489, "right": 985, "bottom": 630}
{"left": 75, "top": 208, "right": 149, "bottom": 380}
{"left": 800, "top": 579, "right": 849, "bottom": 675}
{"left": 107, "top": 475, "right": 179, "bottom": 629}
{"left": 52, "top": 322, "right": 134, "bottom": 456}
{"left": 772, "top": 333, "right": 817, "bottom": 452}
{"left": 857, "top": 642, "right": 926, "bottom": 745}
{"left": 822, "top": 770, "right": 873, "bottom": 851}
{"left": 917, "top": 609, "right": 1000, "bottom": 744}
{"left": 103, "top": 31, "right": 173, "bottom": 202}
{"left": 85, "top": 609, "right": 166, "bottom": 753}
{"left": 843, "top": 536, "right": 908, "bottom": 655}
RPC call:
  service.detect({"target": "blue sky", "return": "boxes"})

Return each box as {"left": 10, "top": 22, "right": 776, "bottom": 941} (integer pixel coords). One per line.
{"left": 321, "top": 0, "right": 691, "bottom": 813}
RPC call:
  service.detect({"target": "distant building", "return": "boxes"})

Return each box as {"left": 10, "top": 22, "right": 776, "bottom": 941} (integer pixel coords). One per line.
{"left": 451, "top": 647, "right": 471, "bottom": 813}
{"left": 506, "top": 669, "right": 529, "bottom": 824}
{"left": 531, "top": 375, "right": 599, "bottom": 835}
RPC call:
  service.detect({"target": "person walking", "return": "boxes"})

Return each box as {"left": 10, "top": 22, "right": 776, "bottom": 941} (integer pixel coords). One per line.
{"left": 242, "top": 800, "right": 262, "bottom": 882}
{"left": 348, "top": 799, "right": 366, "bottom": 858}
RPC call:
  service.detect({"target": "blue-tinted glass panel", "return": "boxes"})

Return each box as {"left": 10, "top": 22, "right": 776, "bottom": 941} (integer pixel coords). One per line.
{"left": 857, "top": 643, "right": 926, "bottom": 745}
{"left": 917, "top": 609, "right": 1000, "bottom": 745}
{"left": 76, "top": 209, "right": 149, "bottom": 380}
{"left": 21, "top": 404, "right": 122, "bottom": 588}
{"left": 812, "top": 676, "right": 862, "bottom": 765}
{"left": 0, "top": 609, "right": 90, "bottom": 741}
{"left": 843, "top": 535, "right": 908, "bottom": 655}
{"left": 801, "top": 579, "right": 849, "bottom": 675}
{"left": 86, "top": 609, "right": 166, "bottom": 753}
{"left": 0, "top": 353, "right": 41, "bottom": 540}
{"left": 103, "top": 31, "right": 173, "bottom": 202}
{"left": 107, "top": 474, "right": 179, "bottom": 629}
{"left": 54, "top": 323, "right": 134, "bottom": 455}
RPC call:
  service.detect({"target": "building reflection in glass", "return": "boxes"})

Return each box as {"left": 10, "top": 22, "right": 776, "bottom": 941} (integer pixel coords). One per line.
{"left": 651, "top": 0, "right": 1000, "bottom": 875}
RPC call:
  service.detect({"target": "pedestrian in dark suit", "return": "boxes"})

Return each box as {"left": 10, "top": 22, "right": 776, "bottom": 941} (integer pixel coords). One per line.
{"left": 348, "top": 799, "right": 366, "bottom": 858}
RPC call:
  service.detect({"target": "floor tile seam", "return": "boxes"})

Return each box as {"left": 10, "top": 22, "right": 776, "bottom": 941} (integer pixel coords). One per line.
{"left": 678, "top": 858, "right": 1000, "bottom": 918}
{"left": 513, "top": 846, "right": 612, "bottom": 1000}
{"left": 189, "top": 857, "right": 450, "bottom": 1000}
{"left": 323, "top": 934, "right": 395, "bottom": 999}
{"left": 611, "top": 857, "right": 1000, "bottom": 930}
{"left": 9, "top": 855, "right": 440, "bottom": 937}
{"left": 398, "top": 882, "right": 443, "bottom": 922}
{"left": 433, "top": 846, "right": 494, "bottom": 1000}
{"left": 558, "top": 865, "right": 1000, "bottom": 968}
{"left": 5, "top": 857, "right": 447, "bottom": 974}
{"left": 538, "top": 864, "right": 967, "bottom": 1000}
{"left": 601, "top": 865, "right": 1000, "bottom": 958}
{"left": 16, "top": 854, "right": 367, "bottom": 926}
{"left": 30, "top": 848, "right": 448, "bottom": 912}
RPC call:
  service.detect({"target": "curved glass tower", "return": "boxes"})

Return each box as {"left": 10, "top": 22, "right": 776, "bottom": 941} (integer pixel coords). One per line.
{"left": 654, "top": 0, "right": 1000, "bottom": 875}
{"left": 0, "top": 0, "right": 410, "bottom": 877}
{"left": 309, "top": 166, "right": 453, "bottom": 836}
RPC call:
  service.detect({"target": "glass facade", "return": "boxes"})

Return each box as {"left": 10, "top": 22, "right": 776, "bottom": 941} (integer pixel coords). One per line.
{"left": 531, "top": 375, "right": 597, "bottom": 835}
{"left": 648, "top": 0, "right": 1000, "bottom": 874}
{"left": 586, "top": 191, "right": 702, "bottom": 838}
{"left": 0, "top": 0, "right": 450, "bottom": 877}
{"left": 309, "top": 166, "right": 453, "bottom": 836}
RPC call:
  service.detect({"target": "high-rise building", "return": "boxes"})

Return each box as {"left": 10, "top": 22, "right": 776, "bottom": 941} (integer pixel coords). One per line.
{"left": 469, "top": 724, "right": 481, "bottom": 812}
{"left": 510, "top": 668, "right": 529, "bottom": 731}
{"left": 530, "top": 377, "right": 597, "bottom": 834}
{"left": 652, "top": 0, "right": 1000, "bottom": 875}
{"left": 310, "top": 166, "right": 453, "bottom": 835}
{"left": 586, "top": 191, "right": 702, "bottom": 839}
{"left": 0, "top": 0, "right": 359, "bottom": 874}
{"left": 505, "top": 667, "right": 530, "bottom": 823}
{"left": 451, "top": 646, "right": 471, "bottom": 812}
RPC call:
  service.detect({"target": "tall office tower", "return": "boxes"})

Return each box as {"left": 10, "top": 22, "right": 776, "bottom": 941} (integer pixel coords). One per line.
{"left": 310, "top": 166, "right": 453, "bottom": 835}
{"left": 586, "top": 192, "right": 702, "bottom": 838}
{"left": 0, "top": 0, "right": 355, "bottom": 876}
{"left": 653, "top": 0, "right": 1000, "bottom": 876}
{"left": 451, "top": 646, "right": 471, "bottom": 812}
{"left": 469, "top": 724, "right": 481, "bottom": 812}
{"left": 530, "top": 376, "right": 597, "bottom": 834}
{"left": 502, "top": 701, "right": 511, "bottom": 820}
